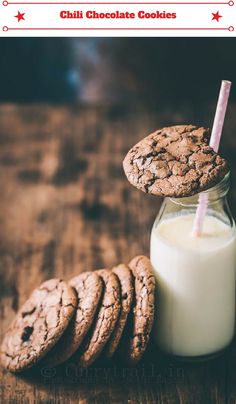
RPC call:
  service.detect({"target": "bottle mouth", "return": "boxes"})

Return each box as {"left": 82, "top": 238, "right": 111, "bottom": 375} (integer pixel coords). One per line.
{"left": 202, "top": 171, "right": 230, "bottom": 196}
{"left": 169, "top": 171, "right": 230, "bottom": 207}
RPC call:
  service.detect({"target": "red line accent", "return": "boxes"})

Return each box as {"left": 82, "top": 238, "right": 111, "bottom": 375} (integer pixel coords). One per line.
{"left": 7, "top": 27, "right": 230, "bottom": 29}
{"left": 6, "top": 1, "right": 231, "bottom": 3}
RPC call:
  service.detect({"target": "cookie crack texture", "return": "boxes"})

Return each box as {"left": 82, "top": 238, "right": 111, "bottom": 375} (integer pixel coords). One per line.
{"left": 0, "top": 278, "right": 77, "bottom": 372}
{"left": 21, "top": 307, "right": 36, "bottom": 318}
{"left": 1, "top": 257, "right": 157, "bottom": 370}
{"left": 123, "top": 125, "right": 228, "bottom": 197}
{"left": 79, "top": 270, "right": 121, "bottom": 367}
{"left": 42, "top": 272, "right": 103, "bottom": 368}
{"left": 128, "top": 256, "right": 155, "bottom": 364}
{"left": 106, "top": 264, "right": 134, "bottom": 358}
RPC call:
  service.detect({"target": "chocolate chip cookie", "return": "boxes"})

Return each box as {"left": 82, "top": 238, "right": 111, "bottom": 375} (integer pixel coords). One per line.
{"left": 106, "top": 264, "right": 134, "bottom": 358}
{"left": 79, "top": 269, "right": 121, "bottom": 367}
{"left": 42, "top": 272, "right": 103, "bottom": 367}
{"left": 127, "top": 256, "right": 155, "bottom": 364}
{"left": 0, "top": 279, "right": 77, "bottom": 373}
{"left": 123, "top": 125, "right": 228, "bottom": 197}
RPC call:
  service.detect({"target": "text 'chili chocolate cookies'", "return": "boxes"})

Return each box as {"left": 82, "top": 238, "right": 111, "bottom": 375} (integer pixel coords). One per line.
{"left": 123, "top": 125, "right": 228, "bottom": 198}
{"left": 0, "top": 279, "right": 77, "bottom": 372}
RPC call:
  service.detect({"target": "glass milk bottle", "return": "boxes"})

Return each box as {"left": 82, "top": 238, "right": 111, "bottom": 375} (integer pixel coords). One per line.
{"left": 150, "top": 173, "right": 236, "bottom": 360}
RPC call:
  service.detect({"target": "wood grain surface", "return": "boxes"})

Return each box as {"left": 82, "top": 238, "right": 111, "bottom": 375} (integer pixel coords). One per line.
{"left": 0, "top": 104, "right": 236, "bottom": 404}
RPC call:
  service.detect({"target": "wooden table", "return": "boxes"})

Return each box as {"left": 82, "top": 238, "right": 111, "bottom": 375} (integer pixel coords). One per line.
{"left": 0, "top": 104, "right": 236, "bottom": 404}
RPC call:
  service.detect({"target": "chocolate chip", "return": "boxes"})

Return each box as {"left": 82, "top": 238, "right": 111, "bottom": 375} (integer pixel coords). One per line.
{"left": 21, "top": 326, "right": 33, "bottom": 342}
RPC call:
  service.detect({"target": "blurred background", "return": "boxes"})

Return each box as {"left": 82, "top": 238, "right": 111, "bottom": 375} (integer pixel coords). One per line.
{"left": 0, "top": 38, "right": 236, "bottom": 106}
{"left": 0, "top": 38, "right": 236, "bottom": 208}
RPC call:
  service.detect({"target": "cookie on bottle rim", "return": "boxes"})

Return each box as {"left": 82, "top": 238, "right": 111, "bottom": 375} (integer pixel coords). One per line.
{"left": 42, "top": 272, "right": 103, "bottom": 367}
{"left": 123, "top": 125, "right": 228, "bottom": 198}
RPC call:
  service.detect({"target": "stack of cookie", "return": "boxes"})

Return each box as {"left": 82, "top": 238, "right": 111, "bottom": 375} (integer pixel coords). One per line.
{"left": 0, "top": 255, "right": 155, "bottom": 373}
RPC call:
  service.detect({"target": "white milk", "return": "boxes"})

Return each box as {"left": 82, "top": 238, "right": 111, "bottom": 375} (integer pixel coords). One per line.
{"left": 150, "top": 214, "right": 236, "bottom": 358}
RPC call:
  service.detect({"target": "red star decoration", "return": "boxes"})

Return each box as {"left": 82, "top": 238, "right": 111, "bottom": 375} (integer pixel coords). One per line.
{"left": 15, "top": 11, "right": 25, "bottom": 22}
{"left": 212, "top": 11, "right": 222, "bottom": 22}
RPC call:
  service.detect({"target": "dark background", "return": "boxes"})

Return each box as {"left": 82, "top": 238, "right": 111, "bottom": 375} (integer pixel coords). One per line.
{"left": 0, "top": 38, "right": 235, "bottom": 106}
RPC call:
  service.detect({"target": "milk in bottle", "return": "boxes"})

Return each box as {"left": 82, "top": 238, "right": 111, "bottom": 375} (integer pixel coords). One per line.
{"left": 150, "top": 174, "right": 236, "bottom": 359}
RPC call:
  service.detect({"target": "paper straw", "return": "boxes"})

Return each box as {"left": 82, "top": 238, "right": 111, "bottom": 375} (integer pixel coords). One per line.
{"left": 192, "top": 80, "right": 231, "bottom": 237}
{"left": 209, "top": 80, "right": 231, "bottom": 151}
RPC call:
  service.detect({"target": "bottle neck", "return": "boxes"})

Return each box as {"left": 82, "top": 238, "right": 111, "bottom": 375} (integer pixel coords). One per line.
{"left": 169, "top": 172, "right": 230, "bottom": 207}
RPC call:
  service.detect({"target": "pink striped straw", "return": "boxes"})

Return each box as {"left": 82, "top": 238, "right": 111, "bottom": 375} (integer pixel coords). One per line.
{"left": 192, "top": 80, "right": 231, "bottom": 237}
